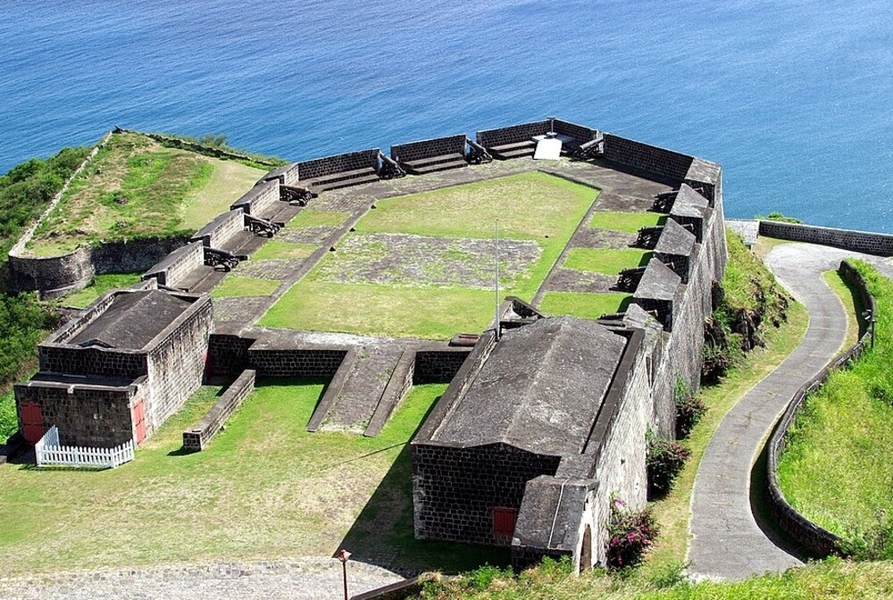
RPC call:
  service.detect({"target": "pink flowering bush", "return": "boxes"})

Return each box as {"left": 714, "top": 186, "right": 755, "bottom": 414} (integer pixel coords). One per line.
{"left": 606, "top": 497, "right": 658, "bottom": 570}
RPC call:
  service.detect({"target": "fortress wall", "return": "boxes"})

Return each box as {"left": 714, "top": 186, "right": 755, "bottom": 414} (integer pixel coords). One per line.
{"left": 602, "top": 134, "right": 693, "bottom": 182}
{"left": 142, "top": 241, "right": 205, "bottom": 288}
{"left": 391, "top": 135, "right": 466, "bottom": 163}
{"left": 413, "top": 347, "right": 472, "bottom": 384}
{"left": 8, "top": 246, "right": 94, "bottom": 300}
{"left": 93, "top": 235, "right": 192, "bottom": 275}
{"left": 9, "top": 235, "right": 190, "bottom": 300}
{"left": 230, "top": 179, "right": 280, "bottom": 216}
{"left": 589, "top": 335, "right": 652, "bottom": 561}
{"left": 247, "top": 348, "right": 348, "bottom": 378}
{"left": 144, "top": 297, "right": 213, "bottom": 436}
{"left": 207, "top": 333, "right": 256, "bottom": 376}
{"left": 296, "top": 149, "right": 380, "bottom": 181}
{"left": 476, "top": 121, "right": 551, "bottom": 148}
{"left": 758, "top": 221, "right": 893, "bottom": 257}
{"left": 191, "top": 209, "right": 246, "bottom": 249}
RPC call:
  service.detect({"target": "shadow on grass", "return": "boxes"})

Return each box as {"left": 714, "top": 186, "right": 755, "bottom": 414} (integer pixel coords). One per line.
{"left": 617, "top": 296, "right": 633, "bottom": 312}
{"left": 334, "top": 396, "right": 509, "bottom": 576}
{"left": 748, "top": 442, "right": 811, "bottom": 561}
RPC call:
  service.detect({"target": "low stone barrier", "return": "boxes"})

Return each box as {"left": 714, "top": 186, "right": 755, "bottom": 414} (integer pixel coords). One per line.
{"left": 350, "top": 574, "right": 433, "bottom": 600}
{"left": 765, "top": 260, "right": 875, "bottom": 556}
{"left": 183, "top": 369, "right": 256, "bottom": 452}
{"left": 759, "top": 220, "right": 893, "bottom": 257}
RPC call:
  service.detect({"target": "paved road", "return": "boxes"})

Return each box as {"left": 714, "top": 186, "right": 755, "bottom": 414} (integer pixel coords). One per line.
{"left": 687, "top": 243, "right": 891, "bottom": 580}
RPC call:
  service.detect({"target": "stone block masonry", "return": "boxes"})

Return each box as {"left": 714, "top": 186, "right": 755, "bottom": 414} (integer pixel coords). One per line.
{"left": 759, "top": 220, "right": 893, "bottom": 257}
{"left": 183, "top": 369, "right": 256, "bottom": 452}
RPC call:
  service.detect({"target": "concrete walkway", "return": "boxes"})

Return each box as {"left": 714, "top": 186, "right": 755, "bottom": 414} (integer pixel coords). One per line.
{"left": 687, "top": 242, "right": 887, "bottom": 580}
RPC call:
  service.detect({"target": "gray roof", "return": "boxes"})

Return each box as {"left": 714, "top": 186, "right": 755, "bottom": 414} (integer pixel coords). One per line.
{"left": 670, "top": 184, "right": 709, "bottom": 219}
{"left": 634, "top": 258, "right": 681, "bottom": 301}
{"left": 68, "top": 290, "right": 193, "bottom": 350}
{"left": 654, "top": 219, "right": 696, "bottom": 256}
{"left": 431, "top": 317, "right": 627, "bottom": 456}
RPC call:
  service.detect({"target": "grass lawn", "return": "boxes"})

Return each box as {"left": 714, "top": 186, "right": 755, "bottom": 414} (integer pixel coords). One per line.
{"left": 26, "top": 132, "right": 260, "bottom": 256}
{"left": 261, "top": 173, "right": 595, "bottom": 338}
{"left": 589, "top": 211, "right": 666, "bottom": 233}
{"left": 777, "top": 261, "right": 893, "bottom": 551}
{"left": 538, "top": 292, "right": 632, "bottom": 319}
{"left": 564, "top": 248, "right": 653, "bottom": 275}
{"left": 287, "top": 209, "right": 352, "bottom": 229}
{"left": 59, "top": 272, "right": 144, "bottom": 308}
{"left": 0, "top": 380, "right": 498, "bottom": 576}
{"left": 211, "top": 276, "right": 281, "bottom": 298}
{"left": 250, "top": 240, "right": 317, "bottom": 261}
{"left": 356, "top": 172, "right": 595, "bottom": 240}
{"left": 179, "top": 158, "right": 264, "bottom": 230}
{"left": 261, "top": 282, "right": 496, "bottom": 339}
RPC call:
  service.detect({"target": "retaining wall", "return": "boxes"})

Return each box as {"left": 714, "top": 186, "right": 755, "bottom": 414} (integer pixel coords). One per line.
{"left": 142, "top": 241, "right": 205, "bottom": 288}
{"left": 391, "top": 135, "right": 466, "bottom": 163}
{"left": 765, "top": 260, "right": 874, "bottom": 557}
{"left": 296, "top": 149, "right": 380, "bottom": 181}
{"left": 758, "top": 221, "right": 893, "bottom": 257}
{"left": 247, "top": 347, "right": 348, "bottom": 378}
{"left": 183, "top": 369, "right": 256, "bottom": 452}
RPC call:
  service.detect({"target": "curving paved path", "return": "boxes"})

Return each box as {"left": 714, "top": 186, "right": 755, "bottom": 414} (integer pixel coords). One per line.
{"left": 687, "top": 242, "right": 889, "bottom": 580}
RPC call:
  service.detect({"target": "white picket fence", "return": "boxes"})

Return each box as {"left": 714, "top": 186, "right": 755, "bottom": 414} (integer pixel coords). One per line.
{"left": 35, "top": 426, "right": 134, "bottom": 469}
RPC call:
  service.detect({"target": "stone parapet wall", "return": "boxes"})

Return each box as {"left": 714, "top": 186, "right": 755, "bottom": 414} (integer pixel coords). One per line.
{"left": 296, "top": 149, "right": 380, "bottom": 181}
{"left": 207, "top": 333, "right": 257, "bottom": 376}
{"left": 602, "top": 134, "right": 693, "bottom": 182}
{"left": 183, "top": 369, "right": 256, "bottom": 452}
{"left": 390, "top": 135, "right": 466, "bottom": 163}
{"left": 230, "top": 179, "right": 280, "bottom": 217}
{"left": 476, "top": 121, "right": 551, "bottom": 149}
{"left": 758, "top": 221, "right": 893, "bottom": 257}
{"left": 765, "top": 260, "right": 873, "bottom": 557}
{"left": 247, "top": 347, "right": 348, "bottom": 378}
{"left": 142, "top": 241, "right": 205, "bottom": 288}
{"left": 413, "top": 347, "right": 472, "bottom": 384}
{"left": 191, "top": 209, "right": 246, "bottom": 249}
{"left": 39, "top": 345, "right": 148, "bottom": 380}
{"left": 8, "top": 246, "right": 94, "bottom": 299}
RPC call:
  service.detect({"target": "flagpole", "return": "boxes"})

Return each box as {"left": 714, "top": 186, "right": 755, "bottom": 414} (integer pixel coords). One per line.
{"left": 495, "top": 219, "right": 500, "bottom": 341}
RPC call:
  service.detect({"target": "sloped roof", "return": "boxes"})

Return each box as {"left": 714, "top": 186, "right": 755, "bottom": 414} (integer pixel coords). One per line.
{"left": 431, "top": 316, "right": 627, "bottom": 457}
{"left": 654, "top": 218, "right": 696, "bottom": 257}
{"left": 68, "top": 290, "right": 193, "bottom": 350}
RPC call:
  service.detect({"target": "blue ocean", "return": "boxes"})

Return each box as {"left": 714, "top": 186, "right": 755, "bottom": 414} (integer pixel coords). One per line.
{"left": 1, "top": 0, "right": 891, "bottom": 231}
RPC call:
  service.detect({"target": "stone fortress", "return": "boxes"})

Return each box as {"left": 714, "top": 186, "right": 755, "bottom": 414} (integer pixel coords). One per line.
{"left": 10, "top": 118, "right": 726, "bottom": 571}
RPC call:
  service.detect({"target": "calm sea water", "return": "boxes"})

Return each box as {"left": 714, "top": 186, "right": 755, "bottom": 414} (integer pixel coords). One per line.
{"left": 1, "top": 0, "right": 891, "bottom": 231}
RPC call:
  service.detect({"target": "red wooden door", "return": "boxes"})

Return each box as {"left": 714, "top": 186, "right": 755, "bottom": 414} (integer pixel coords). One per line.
{"left": 132, "top": 399, "right": 146, "bottom": 444}
{"left": 20, "top": 402, "right": 44, "bottom": 445}
{"left": 493, "top": 507, "right": 517, "bottom": 537}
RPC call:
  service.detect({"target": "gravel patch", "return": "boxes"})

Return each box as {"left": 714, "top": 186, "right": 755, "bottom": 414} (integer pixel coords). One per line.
{"left": 0, "top": 558, "right": 404, "bottom": 600}
{"left": 317, "top": 233, "right": 541, "bottom": 289}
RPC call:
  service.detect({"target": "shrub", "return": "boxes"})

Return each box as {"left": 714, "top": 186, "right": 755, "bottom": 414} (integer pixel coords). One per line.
{"left": 646, "top": 434, "right": 691, "bottom": 497}
{"left": 674, "top": 377, "right": 706, "bottom": 439}
{"left": 839, "top": 510, "right": 893, "bottom": 561}
{"left": 606, "top": 497, "right": 658, "bottom": 570}
{"left": 755, "top": 211, "right": 802, "bottom": 224}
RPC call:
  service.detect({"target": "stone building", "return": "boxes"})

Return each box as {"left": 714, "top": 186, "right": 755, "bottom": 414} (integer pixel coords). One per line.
{"left": 15, "top": 282, "right": 212, "bottom": 448}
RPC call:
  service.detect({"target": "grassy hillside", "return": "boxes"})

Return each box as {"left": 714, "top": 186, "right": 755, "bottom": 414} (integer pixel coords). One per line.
{"left": 778, "top": 260, "right": 893, "bottom": 558}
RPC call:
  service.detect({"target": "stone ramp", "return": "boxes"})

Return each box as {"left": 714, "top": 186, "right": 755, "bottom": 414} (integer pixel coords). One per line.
{"left": 319, "top": 342, "right": 407, "bottom": 434}
{"left": 687, "top": 242, "right": 890, "bottom": 580}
